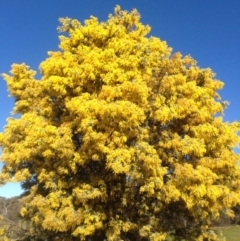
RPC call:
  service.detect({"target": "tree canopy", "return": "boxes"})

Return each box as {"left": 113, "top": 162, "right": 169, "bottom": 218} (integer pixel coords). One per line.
{"left": 0, "top": 6, "right": 240, "bottom": 241}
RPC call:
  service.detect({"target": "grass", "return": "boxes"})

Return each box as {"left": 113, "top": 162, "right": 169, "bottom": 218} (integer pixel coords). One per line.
{"left": 165, "top": 226, "right": 240, "bottom": 241}
{"left": 213, "top": 226, "right": 240, "bottom": 241}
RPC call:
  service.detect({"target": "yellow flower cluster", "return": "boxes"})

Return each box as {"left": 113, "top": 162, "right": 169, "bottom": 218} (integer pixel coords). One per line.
{"left": 1, "top": 5, "right": 239, "bottom": 241}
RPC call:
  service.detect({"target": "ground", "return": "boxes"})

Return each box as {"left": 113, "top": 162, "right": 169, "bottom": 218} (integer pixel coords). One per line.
{"left": 213, "top": 225, "right": 240, "bottom": 241}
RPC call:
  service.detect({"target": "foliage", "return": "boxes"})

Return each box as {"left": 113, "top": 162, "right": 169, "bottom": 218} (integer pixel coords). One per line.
{"left": 1, "top": 5, "right": 240, "bottom": 241}
{"left": 232, "top": 206, "right": 240, "bottom": 225}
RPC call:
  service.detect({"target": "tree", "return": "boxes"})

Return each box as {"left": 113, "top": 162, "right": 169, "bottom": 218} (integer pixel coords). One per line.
{"left": 0, "top": 196, "right": 29, "bottom": 240}
{"left": 0, "top": 5, "right": 240, "bottom": 241}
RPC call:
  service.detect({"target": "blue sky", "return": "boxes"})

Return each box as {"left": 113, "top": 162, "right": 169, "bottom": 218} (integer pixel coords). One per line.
{"left": 0, "top": 0, "right": 239, "bottom": 198}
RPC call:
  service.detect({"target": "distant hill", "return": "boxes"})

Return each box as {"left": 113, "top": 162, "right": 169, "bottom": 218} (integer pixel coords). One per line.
{"left": 0, "top": 196, "right": 22, "bottom": 221}
{"left": 0, "top": 196, "right": 24, "bottom": 240}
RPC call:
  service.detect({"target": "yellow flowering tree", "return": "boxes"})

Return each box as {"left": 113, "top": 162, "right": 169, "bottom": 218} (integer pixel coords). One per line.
{"left": 1, "top": 6, "right": 240, "bottom": 241}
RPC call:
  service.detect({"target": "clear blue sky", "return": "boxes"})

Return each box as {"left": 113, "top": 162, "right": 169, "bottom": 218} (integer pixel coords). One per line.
{"left": 0, "top": 0, "right": 239, "bottom": 198}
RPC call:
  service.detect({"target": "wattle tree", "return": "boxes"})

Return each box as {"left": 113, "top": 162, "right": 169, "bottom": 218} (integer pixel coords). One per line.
{"left": 1, "top": 6, "right": 240, "bottom": 241}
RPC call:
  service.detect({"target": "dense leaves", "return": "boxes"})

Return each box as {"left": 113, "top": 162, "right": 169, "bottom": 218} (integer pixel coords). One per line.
{"left": 0, "top": 6, "right": 240, "bottom": 241}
